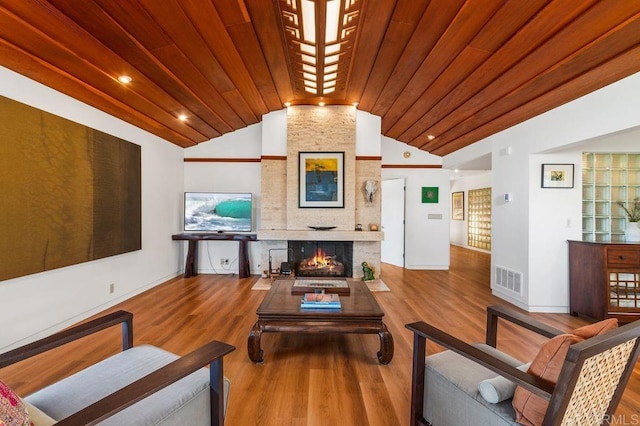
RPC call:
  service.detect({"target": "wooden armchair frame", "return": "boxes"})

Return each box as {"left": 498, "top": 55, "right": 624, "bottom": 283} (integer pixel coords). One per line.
{"left": 406, "top": 305, "right": 640, "bottom": 426}
{"left": 0, "top": 310, "right": 235, "bottom": 426}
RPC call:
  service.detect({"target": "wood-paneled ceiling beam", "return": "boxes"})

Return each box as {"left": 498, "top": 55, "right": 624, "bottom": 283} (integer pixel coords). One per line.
{"left": 0, "top": 0, "right": 638, "bottom": 154}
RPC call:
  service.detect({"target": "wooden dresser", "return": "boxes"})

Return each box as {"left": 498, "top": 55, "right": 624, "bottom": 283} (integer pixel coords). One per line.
{"left": 568, "top": 240, "right": 640, "bottom": 322}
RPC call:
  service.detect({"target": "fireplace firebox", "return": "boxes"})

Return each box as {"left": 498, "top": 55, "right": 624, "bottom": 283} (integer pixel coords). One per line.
{"left": 288, "top": 241, "right": 353, "bottom": 278}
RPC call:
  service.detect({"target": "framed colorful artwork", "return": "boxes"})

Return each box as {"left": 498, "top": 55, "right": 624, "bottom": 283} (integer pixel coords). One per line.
{"left": 299, "top": 152, "right": 345, "bottom": 208}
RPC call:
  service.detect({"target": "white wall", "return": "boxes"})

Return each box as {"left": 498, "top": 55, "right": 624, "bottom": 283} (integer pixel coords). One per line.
{"left": 183, "top": 124, "right": 264, "bottom": 274}
{"left": 382, "top": 136, "right": 442, "bottom": 166}
{"left": 450, "top": 173, "right": 492, "bottom": 247}
{"left": 526, "top": 153, "right": 583, "bottom": 310}
{"left": 382, "top": 137, "right": 451, "bottom": 269}
{"left": 356, "top": 110, "right": 382, "bottom": 156}
{"left": 0, "top": 66, "right": 185, "bottom": 351}
{"left": 443, "top": 71, "right": 640, "bottom": 312}
{"left": 261, "top": 109, "right": 288, "bottom": 156}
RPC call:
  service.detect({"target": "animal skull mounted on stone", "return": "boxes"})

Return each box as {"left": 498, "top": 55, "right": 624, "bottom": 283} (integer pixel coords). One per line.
{"left": 363, "top": 180, "right": 378, "bottom": 206}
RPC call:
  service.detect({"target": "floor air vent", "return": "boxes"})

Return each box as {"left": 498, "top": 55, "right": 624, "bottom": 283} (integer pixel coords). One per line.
{"left": 495, "top": 266, "right": 522, "bottom": 295}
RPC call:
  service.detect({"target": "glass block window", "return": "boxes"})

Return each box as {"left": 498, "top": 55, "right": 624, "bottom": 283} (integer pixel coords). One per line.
{"left": 582, "top": 153, "right": 640, "bottom": 242}
{"left": 468, "top": 187, "right": 492, "bottom": 250}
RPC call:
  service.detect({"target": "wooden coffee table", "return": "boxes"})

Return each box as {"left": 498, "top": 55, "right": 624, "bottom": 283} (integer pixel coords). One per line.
{"left": 247, "top": 280, "right": 394, "bottom": 364}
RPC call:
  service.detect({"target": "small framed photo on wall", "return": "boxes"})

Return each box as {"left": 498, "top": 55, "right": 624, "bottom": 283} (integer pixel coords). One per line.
{"left": 541, "top": 163, "right": 574, "bottom": 188}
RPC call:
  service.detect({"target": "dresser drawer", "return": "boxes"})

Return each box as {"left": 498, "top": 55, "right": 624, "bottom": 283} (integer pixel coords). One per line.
{"left": 606, "top": 248, "right": 640, "bottom": 267}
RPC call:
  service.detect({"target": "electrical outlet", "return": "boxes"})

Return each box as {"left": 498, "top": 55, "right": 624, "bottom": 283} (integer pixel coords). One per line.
{"left": 109, "top": 283, "right": 115, "bottom": 294}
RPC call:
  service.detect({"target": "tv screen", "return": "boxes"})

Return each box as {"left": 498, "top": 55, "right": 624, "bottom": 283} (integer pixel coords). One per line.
{"left": 184, "top": 192, "right": 252, "bottom": 232}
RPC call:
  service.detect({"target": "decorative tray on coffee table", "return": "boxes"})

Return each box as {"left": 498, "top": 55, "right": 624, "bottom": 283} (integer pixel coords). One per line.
{"left": 291, "top": 278, "right": 350, "bottom": 295}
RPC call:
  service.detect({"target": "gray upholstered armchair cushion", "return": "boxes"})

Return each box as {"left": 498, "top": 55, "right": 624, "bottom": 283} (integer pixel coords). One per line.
{"left": 424, "top": 343, "right": 523, "bottom": 426}
{"left": 25, "top": 345, "right": 230, "bottom": 425}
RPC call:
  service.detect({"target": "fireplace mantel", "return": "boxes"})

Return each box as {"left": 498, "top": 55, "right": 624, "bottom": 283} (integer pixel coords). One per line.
{"left": 258, "top": 229, "right": 384, "bottom": 242}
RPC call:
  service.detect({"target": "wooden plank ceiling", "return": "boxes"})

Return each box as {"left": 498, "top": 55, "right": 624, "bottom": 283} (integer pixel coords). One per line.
{"left": 0, "top": 0, "right": 638, "bottom": 156}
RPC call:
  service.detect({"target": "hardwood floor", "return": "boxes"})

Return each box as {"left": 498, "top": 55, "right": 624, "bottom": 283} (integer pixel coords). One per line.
{"left": 2, "top": 245, "right": 639, "bottom": 424}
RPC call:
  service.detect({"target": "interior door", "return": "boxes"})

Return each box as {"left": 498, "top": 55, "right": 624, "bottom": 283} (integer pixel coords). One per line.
{"left": 381, "top": 179, "right": 405, "bottom": 267}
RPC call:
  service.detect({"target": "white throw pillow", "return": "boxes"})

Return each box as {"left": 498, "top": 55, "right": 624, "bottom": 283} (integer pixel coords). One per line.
{"left": 478, "top": 363, "right": 531, "bottom": 404}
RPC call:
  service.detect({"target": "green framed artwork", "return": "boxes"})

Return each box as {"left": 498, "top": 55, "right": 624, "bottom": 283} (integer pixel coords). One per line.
{"left": 422, "top": 187, "right": 439, "bottom": 203}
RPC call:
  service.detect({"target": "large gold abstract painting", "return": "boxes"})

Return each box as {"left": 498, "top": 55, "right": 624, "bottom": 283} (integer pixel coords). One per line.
{"left": 0, "top": 95, "right": 141, "bottom": 281}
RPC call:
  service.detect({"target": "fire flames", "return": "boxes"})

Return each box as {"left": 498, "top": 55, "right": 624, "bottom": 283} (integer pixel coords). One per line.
{"left": 298, "top": 248, "right": 344, "bottom": 276}
{"left": 305, "top": 248, "right": 333, "bottom": 270}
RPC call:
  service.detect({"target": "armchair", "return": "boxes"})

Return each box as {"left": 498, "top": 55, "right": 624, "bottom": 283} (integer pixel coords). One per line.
{"left": 406, "top": 305, "right": 640, "bottom": 425}
{"left": 0, "top": 310, "right": 235, "bottom": 425}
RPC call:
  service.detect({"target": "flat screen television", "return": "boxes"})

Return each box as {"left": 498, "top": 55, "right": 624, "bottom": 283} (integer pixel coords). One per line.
{"left": 184, "top": 192, "right": 252, "bottom": 232}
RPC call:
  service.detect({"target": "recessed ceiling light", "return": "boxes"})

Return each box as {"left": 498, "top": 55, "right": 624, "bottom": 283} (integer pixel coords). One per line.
{"left": 318, "top": 102, "right": 325, "bottom": 107}
{"left": 352, "top": 102, "right": 359, "bottom": 107}
{"left": 178, "top": 114, "right": 187, "bottom": 122}
{"left": 427, "top": 134, "right": 435, "bottom": 140}
{"left": 284, "top": 101, "right": 291, "bottom": 107}
{"left": 117, "top": 75, "right": 132, "bottom": 84}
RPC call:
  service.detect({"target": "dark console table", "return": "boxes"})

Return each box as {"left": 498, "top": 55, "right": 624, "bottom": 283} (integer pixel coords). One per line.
{"left": 568, "top": 240, "right": 640, "bottom": 322}
{"left": 172, "top": 233, "right": 257, "bottom": 279}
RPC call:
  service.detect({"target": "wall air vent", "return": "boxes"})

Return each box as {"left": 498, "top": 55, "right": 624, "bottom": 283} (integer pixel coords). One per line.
{"left": 495, "top": 265, "right": 523, "bottom": 296}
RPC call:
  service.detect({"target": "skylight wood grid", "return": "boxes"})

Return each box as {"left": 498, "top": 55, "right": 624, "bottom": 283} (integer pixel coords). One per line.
{"left": 279, "top": 0, "right": 361, "bottom": 101}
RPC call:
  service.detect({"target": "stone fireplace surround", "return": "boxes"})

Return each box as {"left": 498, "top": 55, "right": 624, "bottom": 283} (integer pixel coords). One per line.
{"left": 257, "top": 106, "right": 382, "bottom": 279}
